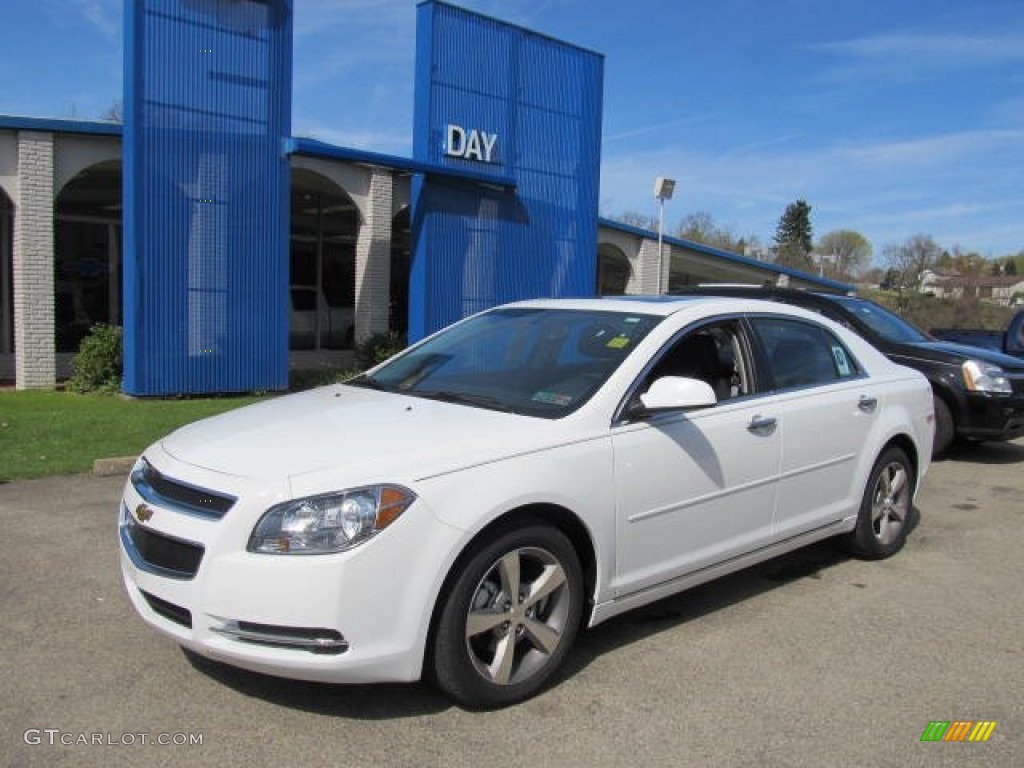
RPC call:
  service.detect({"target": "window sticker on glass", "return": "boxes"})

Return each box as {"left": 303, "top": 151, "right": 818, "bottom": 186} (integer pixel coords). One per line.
{"left": 606, "top": 335, "right": 630, "bottom": 349}
{"left": 532, "top": 391, "right": 574, "bottom": 407}
{"left": 832, "top": 346, "right": 852, "bottom": 376}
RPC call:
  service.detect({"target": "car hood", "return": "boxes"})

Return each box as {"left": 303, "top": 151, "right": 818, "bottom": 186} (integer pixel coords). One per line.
{"left": 888, "top": 339, "right": 1024, "bottom": 370}
{"left": 160, "top": 385, "right": 564, "bottom": 483}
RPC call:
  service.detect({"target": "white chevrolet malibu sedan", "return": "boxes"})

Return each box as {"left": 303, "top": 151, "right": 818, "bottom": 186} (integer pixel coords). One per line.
{"left": 120, "top": 296, "right": 934, "bottom": 708}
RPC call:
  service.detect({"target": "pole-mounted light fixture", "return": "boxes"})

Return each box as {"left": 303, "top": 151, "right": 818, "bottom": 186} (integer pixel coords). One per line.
{"left": 654, "top": 177, "right": 676, "bottom": 294}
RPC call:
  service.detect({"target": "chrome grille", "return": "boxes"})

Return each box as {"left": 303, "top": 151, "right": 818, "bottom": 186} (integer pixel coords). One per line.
{"left": 120, "top": 509, "right": 204, "bottom": 580}
{"left": 132, "top": 459, "right": 236, "bottom": 519}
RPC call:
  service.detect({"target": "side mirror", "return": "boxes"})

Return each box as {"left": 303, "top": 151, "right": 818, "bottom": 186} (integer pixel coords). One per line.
{"left": 639, "top": 376, "right": 717, "bottom": 413}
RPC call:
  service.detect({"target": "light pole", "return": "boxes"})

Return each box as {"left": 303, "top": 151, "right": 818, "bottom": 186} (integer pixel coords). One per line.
{"left": 654, "top": 177, "right": 675, "bottom": 294}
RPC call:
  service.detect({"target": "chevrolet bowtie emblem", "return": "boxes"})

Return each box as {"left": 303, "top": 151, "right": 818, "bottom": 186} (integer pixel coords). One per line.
{"left": 135, "top": 503, "right": 154, "bottom": 523}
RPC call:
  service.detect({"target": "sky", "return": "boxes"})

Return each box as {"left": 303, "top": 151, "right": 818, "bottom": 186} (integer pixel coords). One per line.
{"left": 1, "top": 0, "right": 1023, "bottom": 262}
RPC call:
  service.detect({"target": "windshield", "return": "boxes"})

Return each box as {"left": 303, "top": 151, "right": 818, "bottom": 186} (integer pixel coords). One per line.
{"left": 831, "top": 296, "right": 930, "bottom": 343}
{"left": 348, "top": 307, "right": 661, "bottom": 418}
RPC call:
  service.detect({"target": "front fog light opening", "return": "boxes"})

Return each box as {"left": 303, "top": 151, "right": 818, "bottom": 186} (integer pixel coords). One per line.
{"left": 249, "top": 484, "right": 416, "bottom": 555}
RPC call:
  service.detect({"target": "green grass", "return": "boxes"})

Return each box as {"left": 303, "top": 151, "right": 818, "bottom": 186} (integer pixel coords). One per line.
{"left": 0, "top": 391, "right": 263, "bottom": 482}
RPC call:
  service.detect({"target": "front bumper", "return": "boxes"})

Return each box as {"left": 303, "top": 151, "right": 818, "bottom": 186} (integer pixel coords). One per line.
{"left": 958, "top": 390, "right": 1024, "bottom": 442}
{"left": 118, "top": 449, "right": 462, "bottom": 685}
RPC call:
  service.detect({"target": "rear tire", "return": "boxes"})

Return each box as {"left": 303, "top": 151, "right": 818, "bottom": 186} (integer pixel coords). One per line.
{"left": 431, "top": 523, "right": 583, "bottom": 709}
{"left": 845, "top": 446, "right": 914, "bottom": 559}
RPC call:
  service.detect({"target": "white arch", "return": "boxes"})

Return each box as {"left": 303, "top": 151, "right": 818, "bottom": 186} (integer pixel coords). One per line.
{"left": 598, "top": 241, "right": 632, "bottom": 295}
{"left": 54, "top": 134, "right": 121, "bottom": 197}
{"left": 290, "top": 156, "right": 371, "bottom": 225}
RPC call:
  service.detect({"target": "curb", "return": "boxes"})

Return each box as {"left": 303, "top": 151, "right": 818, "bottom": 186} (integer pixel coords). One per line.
{"left": 93, "top": 456, "right": 136, "bottom": 477}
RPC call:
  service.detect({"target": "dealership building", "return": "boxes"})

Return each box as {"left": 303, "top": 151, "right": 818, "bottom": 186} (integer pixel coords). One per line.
{"left": 0, "top": 1, "right": 848, "bottom": 393}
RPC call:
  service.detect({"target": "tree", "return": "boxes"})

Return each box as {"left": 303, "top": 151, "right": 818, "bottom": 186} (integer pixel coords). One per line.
{"left": 773, "top": 199, "right": 813, "bottom": 271}
{"left": 611, "top": 211, "right": 655, "bottom": 230}
{"left": 100, "top": 100, "right": 123, "bottom": 123}
{"left": 816, "top": 230, "right": 872, "bottom": 280}
{"left": 676, "top": 211, "right": 717, "bottom": 243}
{"left": 882, "top": 234, "right": 941, "bottom": 289}
{"left": 675, "top": 211, "right": 748, "bottom": 253}
{"left": 861, "top": 266, "right": 886, "bottom": 286}
{"left": 949, "top": 246, "right": 985, "bottom": 277}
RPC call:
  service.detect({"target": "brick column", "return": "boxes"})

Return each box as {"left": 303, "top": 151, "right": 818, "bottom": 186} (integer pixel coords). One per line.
{"left": 636, "top": 237, "right": 665, "bottom": 295}
{"left": 13, "top": 131, "right": 56, "bottom": 389}
{"left": 353, "top": 168, "right": 393, "bottom": 344}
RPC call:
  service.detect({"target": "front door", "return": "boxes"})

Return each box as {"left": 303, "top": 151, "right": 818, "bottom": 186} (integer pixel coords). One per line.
{"left": 610, "top": 319, "right": 781, "bottom": 596}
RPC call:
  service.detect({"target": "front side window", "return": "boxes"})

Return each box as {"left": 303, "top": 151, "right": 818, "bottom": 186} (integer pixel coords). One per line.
{"left": 642, "top": 319, "right": 751, "bottom": 402}
{"left": 751, "top": 316, "right": 861, "bottom": 390}
{"left": 349, "top": 307, "right": 661, "bottom": 418}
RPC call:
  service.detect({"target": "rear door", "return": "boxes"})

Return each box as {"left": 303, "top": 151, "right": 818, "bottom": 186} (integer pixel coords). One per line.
{"left": 747, "top": 315, "right": 880, "bottom": 539}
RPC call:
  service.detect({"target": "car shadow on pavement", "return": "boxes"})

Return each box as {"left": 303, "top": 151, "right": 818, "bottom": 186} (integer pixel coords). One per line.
{"left": 563, "top": 505, "right": 922, "bottom": 687}
{"left": 938, "top": 438, "right": 1024, "bottom": 466}
{"left": 183, "top": 650, "right": 452, "bottom": 718}
{"left": 181, "top": 508, "right": 919, "bottom": 717}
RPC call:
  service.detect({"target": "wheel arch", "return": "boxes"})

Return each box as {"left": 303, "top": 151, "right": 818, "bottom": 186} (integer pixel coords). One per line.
{"left": 928, "top": 377, "right": 966, "bottom": 430}
{"left": 422, "top": 503, "right": 597, "bottom": 676}
{"left": 881, "top": 433, "right": 921, "bottom": 491}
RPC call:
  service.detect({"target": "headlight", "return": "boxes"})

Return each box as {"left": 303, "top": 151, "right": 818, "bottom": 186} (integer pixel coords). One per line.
{"left": 962, "top": 360, "right": 1011, "bottom": 394}
{"left": 249, "top": 485, "right": 416, "bottom": 555}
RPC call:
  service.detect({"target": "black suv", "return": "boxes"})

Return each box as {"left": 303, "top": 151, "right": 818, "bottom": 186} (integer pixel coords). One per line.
{"left": 674, "top": 285, "right": 1024, "bottom": 456}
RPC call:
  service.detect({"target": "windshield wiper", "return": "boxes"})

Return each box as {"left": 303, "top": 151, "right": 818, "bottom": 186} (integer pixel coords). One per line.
{"left": 345, "top": 375, "right": 390, "bottom": 391}
{"left": 412, "top": 390, "right": 518, "bottom": 413}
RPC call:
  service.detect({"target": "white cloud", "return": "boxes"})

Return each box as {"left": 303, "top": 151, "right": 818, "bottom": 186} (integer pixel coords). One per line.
{"left": 599, "top": 127, "right": 1024, "bottom": 255}
{"left": 65, "top": 0, "right": 120, "bottom": 40}
{"left": 811, "top": 32, "right": 1024, "bottom": 84}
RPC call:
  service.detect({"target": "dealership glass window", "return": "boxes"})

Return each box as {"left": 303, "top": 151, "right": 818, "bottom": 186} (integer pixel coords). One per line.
{"left": 54, "top": 219, "right": 122, "bottom": 354}
{"left": 598, "top": 244, "right": 631, "bottom": 295}
{"left": 1, "top": 191, "right": 12, "bottom": 356}
{"left": 390, "top": 207, "right": 411, "bottom": 335}
{"left": 289, "top": 171, "right": 358, "bottom": 350}
{"left": 54, "top": 161, "right": 123, "bottom": 354}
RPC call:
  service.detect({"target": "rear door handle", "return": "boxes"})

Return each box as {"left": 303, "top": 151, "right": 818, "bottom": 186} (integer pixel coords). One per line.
{"left": 747, "top": 415, "right": 777, "bottom": 435}
{"left": 858, "top": 396, "right": 878, "bottom": 413}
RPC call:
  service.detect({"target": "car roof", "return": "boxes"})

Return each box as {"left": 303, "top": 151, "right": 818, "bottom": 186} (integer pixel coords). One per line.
{"left": 499, "top": 294, "right": 828, "bottom": 319}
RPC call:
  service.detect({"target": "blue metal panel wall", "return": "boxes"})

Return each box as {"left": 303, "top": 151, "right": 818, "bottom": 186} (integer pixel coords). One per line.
{"left": 123, "top": 0, "right": 292, "bottom": 394}
{"left": 410, "top": 1, "right": 604, "bottom": 341}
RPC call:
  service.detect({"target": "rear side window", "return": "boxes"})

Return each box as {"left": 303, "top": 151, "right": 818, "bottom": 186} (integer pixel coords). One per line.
{"left": 751, "top": 317, "right": 860, "bottom": 390}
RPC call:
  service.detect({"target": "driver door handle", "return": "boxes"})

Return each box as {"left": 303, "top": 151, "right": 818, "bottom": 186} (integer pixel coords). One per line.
{"left": 747, "top": 415, "right": 777, "bottom": 436}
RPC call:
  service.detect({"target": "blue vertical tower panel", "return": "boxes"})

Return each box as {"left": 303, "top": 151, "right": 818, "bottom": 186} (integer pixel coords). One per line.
{"left": 123, "top": 0, "right": 292, "bottom": 395}
{"left": 410, "top": 1, "right": 604, "bottom": 341}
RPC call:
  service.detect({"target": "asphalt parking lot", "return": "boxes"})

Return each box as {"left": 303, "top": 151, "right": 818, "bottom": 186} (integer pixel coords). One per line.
{"left": 2, "top": 440, "right": 1021, "bottom": 768}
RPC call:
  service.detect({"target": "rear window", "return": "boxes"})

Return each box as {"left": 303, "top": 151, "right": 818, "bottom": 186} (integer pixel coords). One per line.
{"left": 830, "top": 296, "right": 929, "bottom": 343}
{"left": 751, "top": 316, "right": 861, "bottom": 390}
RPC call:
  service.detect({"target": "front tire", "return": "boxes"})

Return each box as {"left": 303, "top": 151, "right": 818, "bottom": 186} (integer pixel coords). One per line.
{"left": 932, "top": 395, "right": 954, "bottom": 457}
{"left": 845, "top": 446, "right": 914, "bottom": 559}
{"left": 431, "top": 523, "right": 583, "bottom": 709}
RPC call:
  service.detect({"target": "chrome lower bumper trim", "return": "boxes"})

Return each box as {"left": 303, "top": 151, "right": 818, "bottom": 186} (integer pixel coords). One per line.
{"left": 210, "top": 621, "right": 349, "bottom": 655}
